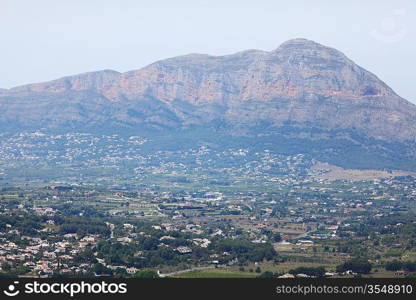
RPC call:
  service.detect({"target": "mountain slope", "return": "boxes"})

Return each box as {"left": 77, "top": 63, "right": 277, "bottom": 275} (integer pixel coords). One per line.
{"left": 1, "top": 38, "right": 415, "bottom": 170}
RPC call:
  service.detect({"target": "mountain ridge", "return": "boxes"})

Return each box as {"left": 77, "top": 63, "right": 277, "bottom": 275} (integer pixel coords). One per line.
{"left": 1, "top": 38, "right": 416, "bottom": 170}
{"left": 1, "top": 39, "right": 398, "bottom": 98}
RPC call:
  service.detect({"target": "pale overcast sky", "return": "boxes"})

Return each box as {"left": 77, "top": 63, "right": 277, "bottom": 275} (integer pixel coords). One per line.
{"left": 0, "top": 0, "right": 415, "bottom": 102}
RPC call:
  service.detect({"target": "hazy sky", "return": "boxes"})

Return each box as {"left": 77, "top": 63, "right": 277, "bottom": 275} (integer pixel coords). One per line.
{"left": 0, "top": 0, "right": 415, "bottom": 102}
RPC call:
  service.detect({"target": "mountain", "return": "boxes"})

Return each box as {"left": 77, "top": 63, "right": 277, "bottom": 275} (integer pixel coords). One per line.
{"left": 1, "top": 38, "right": 416, "bottom": 170}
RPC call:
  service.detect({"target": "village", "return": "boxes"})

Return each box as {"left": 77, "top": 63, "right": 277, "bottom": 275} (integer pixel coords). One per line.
{"left": 0, "top": 171, "right": 415, "bottom": 278}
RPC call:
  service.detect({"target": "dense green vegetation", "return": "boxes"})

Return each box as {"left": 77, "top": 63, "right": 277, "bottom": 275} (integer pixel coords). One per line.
{"left": 336, "top": 259, "right": 372, "bottom": 274}
{"left": 131, "top": 270, "right": 160, "bottom": 278}
{"left": 289, "top": 266, "right": 326, "bottom": 277}
{"left": 211, "top": 239, "right": 276, "bottom": 263}
{"left": 385, "top": 260, "right": 416, "bottom": 272}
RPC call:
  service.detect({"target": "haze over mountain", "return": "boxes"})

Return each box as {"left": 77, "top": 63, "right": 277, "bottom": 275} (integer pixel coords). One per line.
{"left": 1, "top": 39, "right": 416, "bottom": 170}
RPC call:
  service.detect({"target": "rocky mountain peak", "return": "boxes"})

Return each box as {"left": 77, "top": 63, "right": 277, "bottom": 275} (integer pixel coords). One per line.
{"left": 8, "top": 70, "right": 121, "bottom": 95}
{"left": 0, "top": 39, "right": 415, "bottom": 145}
{"left": 278, "top": 38, "right": 335, "bottom": 49}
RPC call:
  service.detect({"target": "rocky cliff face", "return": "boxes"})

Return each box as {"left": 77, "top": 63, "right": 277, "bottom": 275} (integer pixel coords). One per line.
{"left": 1, "top": 39, "right": 415, "bottom": 145}
{"left": 112, "top": 39, "right": 396, "bottom": 103}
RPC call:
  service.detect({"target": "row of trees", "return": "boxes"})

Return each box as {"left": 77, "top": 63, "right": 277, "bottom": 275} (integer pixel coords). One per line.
{"left": 289, "top": 266, "right": 326, "bottom": 277}
{"left": 336, "top": 258, "right": 372, "bottom": 274}
{"left": 212, "top": 239, "right": 277, "bottom": 262}
{"left": 385, "top": 260, "right": 416, "bottom": 272}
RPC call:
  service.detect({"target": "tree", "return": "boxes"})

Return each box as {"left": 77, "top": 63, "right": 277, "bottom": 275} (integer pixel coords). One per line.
{"left": 131, "top": 270, "right": 160, "bottom": 278}
{"left": 92, "top": 263, "right": 113, "bottom": 276}
{"left": 336, "top": 258, "right": 372, "bottom": 274}
{"left": 289, "top": 266, "right": 326, "bottom": 277}
{"left": 258, "top": 271, "right": 274, "bottom": 278}
{"left": 385, "top": 260, "right": 403, "bottom": 271}
{"left": 114, "top": 268, "right": 128, "bottom": 278}
{"left": 272, "top": 233, "right": 282, "bottom": 243}
{"left": 403, "top": 261, "right": 416, "bottom": 272}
